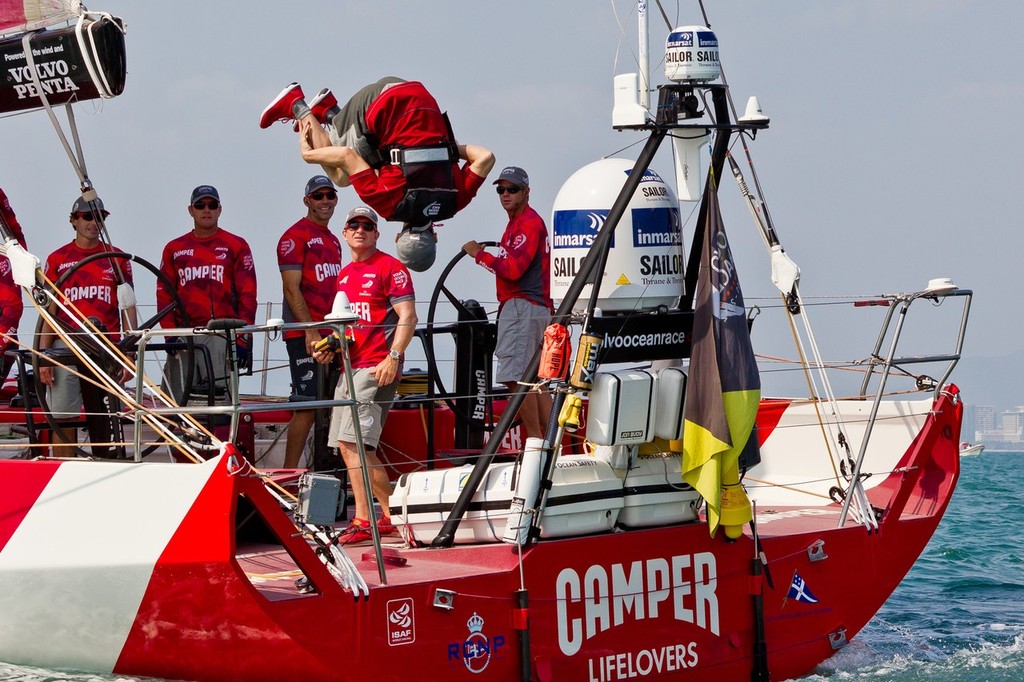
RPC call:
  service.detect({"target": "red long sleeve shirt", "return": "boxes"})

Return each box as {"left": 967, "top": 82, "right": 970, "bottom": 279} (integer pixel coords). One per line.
{"left": 157, "top": 228, "right": 257, "bottom": 327}
{"left": 475, "top": 205, "right": 552, "bottom": 310}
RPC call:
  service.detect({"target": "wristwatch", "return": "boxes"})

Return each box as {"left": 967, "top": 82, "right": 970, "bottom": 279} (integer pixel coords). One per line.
{"left": 388, "top": 349, "right": 401, "bottom": 361}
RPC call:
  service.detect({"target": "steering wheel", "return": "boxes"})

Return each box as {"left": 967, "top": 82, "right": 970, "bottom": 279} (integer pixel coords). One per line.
{"left": 422, "top": 241, "right": 497, "bottom": 422}
{"left": 32, "top": 252, "right": 193, "bottom": 458}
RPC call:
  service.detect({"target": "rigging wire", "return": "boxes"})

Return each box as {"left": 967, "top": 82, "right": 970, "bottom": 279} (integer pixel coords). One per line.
{"left": 643, "top": 0, "right": 879, "bottom": 527}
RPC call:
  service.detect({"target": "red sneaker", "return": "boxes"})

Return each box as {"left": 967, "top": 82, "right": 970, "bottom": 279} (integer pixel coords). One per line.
{"left": 336, "top": 519, "right": 372, "bottom": 546}
{"left": 309, "top": 88, "right": 339, "bottom": 124}
{"left": 259, "top": 82, "right": 304, "bottom": 129}
{"left": 377, "top": 516, "right": 398, "bottom": 536}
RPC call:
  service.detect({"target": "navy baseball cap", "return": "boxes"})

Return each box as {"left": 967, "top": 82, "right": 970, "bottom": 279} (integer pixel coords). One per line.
{"left": 190, "top": 185, "right": 220, "bottom": 204}
{"left": 305, "top": 175, "right": 334, "bottom": 196}
{"left": 492, "top": 166, "right": 529, "bottom": 187}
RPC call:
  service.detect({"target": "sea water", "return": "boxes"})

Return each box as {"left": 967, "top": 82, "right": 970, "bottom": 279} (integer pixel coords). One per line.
{"left": 801, "top": 452, "right": 1024, "bottom": 682}
{"left": 1, "top": 454, "right": 1021, "bottom": 682}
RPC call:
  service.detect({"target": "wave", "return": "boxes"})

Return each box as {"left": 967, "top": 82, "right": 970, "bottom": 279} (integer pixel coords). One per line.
{"left": 0, "top": 661, "right": 145, "bottom": 681}
{"left": 799, "top": 632, "right": 1024, "bottom": 681}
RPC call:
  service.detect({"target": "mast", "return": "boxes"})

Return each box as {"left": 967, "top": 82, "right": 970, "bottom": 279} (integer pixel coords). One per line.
{"left": 432, "top": 74, "right": 758, "bottom": 547}
{"left": 638, "top": 0, "right": 650, "bottom": 111}
{"left": 431, "top": 128, "right": 667, "bottom": 548}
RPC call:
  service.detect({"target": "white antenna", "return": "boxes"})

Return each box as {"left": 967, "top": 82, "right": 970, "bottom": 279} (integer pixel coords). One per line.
{"left": 638, "top": 0, "right": 650, "bottom": 110}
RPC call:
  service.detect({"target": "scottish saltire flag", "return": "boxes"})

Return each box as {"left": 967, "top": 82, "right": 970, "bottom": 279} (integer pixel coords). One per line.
{"left": 681, "top": 184, "right": 761, "bottom": 537}
{"left": 0, "top": 0, "right": 79, "bottom": 34}
{"left": 786, "top": 571, "right": 819, "bottom": 604}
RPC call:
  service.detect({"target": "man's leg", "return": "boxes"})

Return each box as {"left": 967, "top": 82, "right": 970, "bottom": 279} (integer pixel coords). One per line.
{"left": 299, "top": 118, "right": 368, "bottom": 187}
{"left": 495, "top": 299, "right": 554, "bottom": 441}
{"left": 284, "top": 410, "right": 315, "bottom": 469}
{"left": 283, "top": 337, "right": 318, "bottom": 468}
{"left": 47, "top": 360, "right": 81, "bottom": 458}
{"left": 337, "top": 441, "right": 393, "bottom": 522}
{"left": 328, "top": 366, "right": 399, "bottom": 528}
{"left": 503, "top": 383, "right": 552, "bottom": 441}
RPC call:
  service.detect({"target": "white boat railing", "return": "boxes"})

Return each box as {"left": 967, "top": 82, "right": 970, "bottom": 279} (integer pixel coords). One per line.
{"left": 839, "top": 285, "right": 972, "bottom": 528}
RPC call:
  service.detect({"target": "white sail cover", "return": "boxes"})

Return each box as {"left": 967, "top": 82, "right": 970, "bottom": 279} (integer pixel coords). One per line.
{"left": 0, "top": 0, "right": 80, "bottom": 35}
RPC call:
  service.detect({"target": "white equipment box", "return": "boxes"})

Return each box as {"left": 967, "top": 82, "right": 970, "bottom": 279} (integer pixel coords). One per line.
{"left": 653, "top": 366, "right": 687, "bottom": 440}
{"left": 389, "top": 455, "right": 624, "bottom": 545}
{"left": 618, "top": 452, "right": 701, "bottom": 528}
{"left": 587, "top": 369, "right": 657, "bottom": 446}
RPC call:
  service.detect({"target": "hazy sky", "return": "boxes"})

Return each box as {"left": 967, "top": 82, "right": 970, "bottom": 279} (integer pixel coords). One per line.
{"left": 2, "top": 1, "right": 1021, "bottom": 407}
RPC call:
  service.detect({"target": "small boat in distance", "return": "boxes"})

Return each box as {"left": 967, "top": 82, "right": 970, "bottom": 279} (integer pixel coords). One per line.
{"left": 960, "top": 441, "right": 985, "bottom": 457}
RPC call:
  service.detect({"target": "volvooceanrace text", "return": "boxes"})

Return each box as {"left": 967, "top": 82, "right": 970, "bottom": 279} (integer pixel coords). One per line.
{"left": 603, "top": 331, "right": 687, "bottom": 349}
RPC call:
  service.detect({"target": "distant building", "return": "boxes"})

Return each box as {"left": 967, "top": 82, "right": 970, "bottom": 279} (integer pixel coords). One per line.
{"left": 976, "top": 405, "right": 1024, "bottom": 448}
{"left": 974, "top": 405, "right": 996, "bottom": 433}
{"left": 970, "top": 405, "right": 996, "bottom": 443}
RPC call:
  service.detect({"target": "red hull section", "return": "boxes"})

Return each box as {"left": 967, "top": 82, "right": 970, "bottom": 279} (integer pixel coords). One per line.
{"left": 0, "top": 390, "right": 947, "bottom": 681}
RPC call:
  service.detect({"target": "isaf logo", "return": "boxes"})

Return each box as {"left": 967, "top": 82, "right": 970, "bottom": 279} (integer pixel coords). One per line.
{"left": 387, "top": 598, "right": 415, "bottom": 646}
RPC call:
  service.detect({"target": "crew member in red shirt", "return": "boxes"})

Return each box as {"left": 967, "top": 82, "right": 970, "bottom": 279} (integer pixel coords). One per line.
{"left": 277, "top": 175, "right": 344, "bottom": 468}
{"left": 259, "top": 77, "right": 495, "bottom": 271}
{"left": 158, "top": 185, "right": 257, "bottom": 401}
{"left": 313, "top": 205, "right": 416, "bottom": 545}
{"left": 463, "top": 166, "right": 554, "bottom": 440}
{"left": 0, "top": 187, "right": 26, "bottom": 382}
{"left": 38, "top": 196, "right": 136, "bottom": 457}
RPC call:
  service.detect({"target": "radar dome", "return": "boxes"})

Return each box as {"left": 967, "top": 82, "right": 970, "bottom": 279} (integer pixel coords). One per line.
{"left": 664, "top": 26, "right": 720, "bottom": 83}
{"left": 550, "top": 159, "right": 683, "bottom": 314}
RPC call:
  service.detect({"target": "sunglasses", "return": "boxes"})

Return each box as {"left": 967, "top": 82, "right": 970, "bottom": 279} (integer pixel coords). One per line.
{"left": 192, "top": 200, "right": 220, "bottom": 210}
{"left": 495, "top": 185, "right": 523, "bottom": 195}
{"left": 345, "top": 221, "right": 377, "bottom": 232}
{"left": 309, "top": 190, "right": 338, "bottom": 201}
{"left": 74, "top": 212, "right": 105, "bottom": 222}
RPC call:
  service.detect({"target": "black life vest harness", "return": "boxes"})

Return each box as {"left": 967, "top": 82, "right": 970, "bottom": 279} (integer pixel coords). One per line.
{"left": 363, "top": 112, "right": 461, "bottom": 227}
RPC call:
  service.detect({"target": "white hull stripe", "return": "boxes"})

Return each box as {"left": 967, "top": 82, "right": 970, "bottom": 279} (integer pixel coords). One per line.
{"left": 0, "top": 458, "right": 220, "bottom": 670}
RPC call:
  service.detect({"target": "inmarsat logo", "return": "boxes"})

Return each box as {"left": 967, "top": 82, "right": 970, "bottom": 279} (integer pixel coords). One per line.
{"left": 553, "top": 210, "right": 615, "bottom": 249}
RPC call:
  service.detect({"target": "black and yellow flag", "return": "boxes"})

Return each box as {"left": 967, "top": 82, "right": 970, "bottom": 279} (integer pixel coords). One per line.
{"left": 682, "top": 186, "right": 761, "bottom": 538}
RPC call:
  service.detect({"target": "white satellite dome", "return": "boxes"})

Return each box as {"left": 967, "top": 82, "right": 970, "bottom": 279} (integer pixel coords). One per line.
{"left": 664, "top": 25, "right": 721, "bottom": 83}
{"left": 550, "top": 158, "right": 683, "bottom": 314}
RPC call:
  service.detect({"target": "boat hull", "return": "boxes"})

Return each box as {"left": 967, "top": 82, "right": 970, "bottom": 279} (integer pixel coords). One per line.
{"left": 0, "top": 390, "right": 960, "bottom": 681}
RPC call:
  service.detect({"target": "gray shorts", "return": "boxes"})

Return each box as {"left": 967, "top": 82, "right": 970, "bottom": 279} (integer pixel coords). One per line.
{"left": 329, "top": 76, "right": 405, "bottom": 158}
{"left": 46, "top": 339, "right": 124, "bottom": 421}
{"left": 328, "top": 365, "right": 400, "bottom": 449}
{"left": 495, "top": 298, "right": 551, "bottom": 384}
{"left": 47, "top": 340, "right": 83, "bottom": 419}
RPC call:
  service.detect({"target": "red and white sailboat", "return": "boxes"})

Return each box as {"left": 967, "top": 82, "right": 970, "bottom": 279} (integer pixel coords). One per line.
{"left": 0, "top": 3, "right": 972, "bottom": 681}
